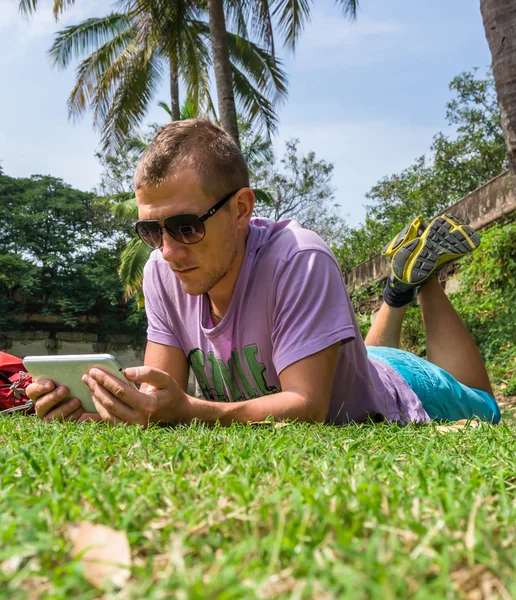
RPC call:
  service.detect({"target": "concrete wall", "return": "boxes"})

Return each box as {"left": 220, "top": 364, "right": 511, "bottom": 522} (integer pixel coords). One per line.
{"left": 1, "top": 331, "right": 144, "bottom": 367}
{"left": 344, "top": 171, "right": 516, "bottom": 292}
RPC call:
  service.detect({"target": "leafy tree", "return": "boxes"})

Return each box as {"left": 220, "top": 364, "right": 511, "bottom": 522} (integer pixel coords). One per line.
{"left": 333, "top": 70, "right": 508, "bottom": 271}
{"left": 95, "top": 125, "right": 158, "bottom": 199}
{"left": 0, "top": 168, "right": 145, "bottom": 343}
{"left": 251, "top": 138, "right": 346, "bottom": 246}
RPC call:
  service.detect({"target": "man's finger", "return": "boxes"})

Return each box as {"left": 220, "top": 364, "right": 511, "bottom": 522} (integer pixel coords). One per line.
{"left": 78, "top": 412, "right": 103, "bottom": 423}
{"left": 27, "top": 379, "right": 56, "bottom": 402}
{"left": 44, "top": 397, "right": 82, "bottom": 422}
{"left": 85, "top": 369, "right": 135, "bottom": 402}
{"left": 67, "top": 407, "right": 85, "bottom": 422}
{"left": 84, "top": 375, "right": 137, "bottom": 422}
{"left": 90, "top": 393, "right": 114, "bottom": 422}
{"left": 123, "top": 366, "right": 173, "bottom": 390}
{"left": 34, "top": 386, "right": 71, "bottom": 419}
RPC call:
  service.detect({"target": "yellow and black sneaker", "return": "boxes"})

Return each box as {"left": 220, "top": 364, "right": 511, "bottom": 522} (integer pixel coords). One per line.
{"left": 391, "top": 214, "right": 480, "bottom": 285}
{"left": 382, "top": 214, "right": 480, "bottom": 308}
{"left": 381, "top": 215, "right": 426, "bottom": 258}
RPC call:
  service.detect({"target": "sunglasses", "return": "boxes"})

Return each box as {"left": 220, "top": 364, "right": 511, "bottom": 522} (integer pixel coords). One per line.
{"left": 135, "top": 189, "right": 239, "bottom": 248}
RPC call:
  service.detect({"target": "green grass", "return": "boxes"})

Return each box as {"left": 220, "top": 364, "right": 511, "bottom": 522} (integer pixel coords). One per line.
{"left": 1, "top": 416, "right": 515, "bottom": 599}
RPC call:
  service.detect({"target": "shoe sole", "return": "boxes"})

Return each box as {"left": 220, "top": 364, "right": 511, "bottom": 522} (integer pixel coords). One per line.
{"left": 381, "top": 215, "right": 424, "bottom": 258}
{"left": 392, "top": 215, "right": 480, "bottom": 284}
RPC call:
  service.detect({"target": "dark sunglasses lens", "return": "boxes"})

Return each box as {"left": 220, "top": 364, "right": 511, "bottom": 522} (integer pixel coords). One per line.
{"left": 136, "top": 222, "right": 162, "bottom": 248}
{"left": 165, "top": 215, "right": 205, "bottom": 244}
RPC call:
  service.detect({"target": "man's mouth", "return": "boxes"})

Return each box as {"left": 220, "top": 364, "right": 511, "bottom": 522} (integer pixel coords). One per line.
{"left": 172, "top": 267, "right": 198, "bottom": 274}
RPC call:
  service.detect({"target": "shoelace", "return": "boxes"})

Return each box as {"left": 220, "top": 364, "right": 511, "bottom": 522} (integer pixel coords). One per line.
{"left": 0, "top": 399, "right": 34, "bottom": 415}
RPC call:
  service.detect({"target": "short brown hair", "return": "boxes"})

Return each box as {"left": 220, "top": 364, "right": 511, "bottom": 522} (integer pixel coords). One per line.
{"left": 133, "top": 118, "right": 249, "bottom": 199}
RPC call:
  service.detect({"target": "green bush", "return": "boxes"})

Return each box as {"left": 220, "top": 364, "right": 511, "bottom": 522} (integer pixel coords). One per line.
{"left": 399, "top": 306, "right": 426, "bottom": 357}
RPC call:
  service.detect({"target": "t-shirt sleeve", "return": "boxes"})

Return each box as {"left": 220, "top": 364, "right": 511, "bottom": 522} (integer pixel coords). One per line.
{"left": 271, "top": 249, "right": 357, "bottom": 375}
{"left": 143, "top": 261, "right": 182, "bottom": 349}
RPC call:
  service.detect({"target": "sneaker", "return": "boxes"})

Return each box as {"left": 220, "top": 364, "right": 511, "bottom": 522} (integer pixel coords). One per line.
{"left": 391, "top": 214, "right": 480, "bottom": 285}
{"left": 381, "top": 215, "right": 425, "bottom": 258}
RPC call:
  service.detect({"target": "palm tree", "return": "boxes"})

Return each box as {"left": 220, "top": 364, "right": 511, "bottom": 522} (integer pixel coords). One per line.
{"left": 207, "top": 0, "right": 240, "bottom": 144}
{"left": 480, "top": 0, "right": 516, "bottom": 174}
{"left": 20, "top": 0, "right": 287, "bottom": 152}
{"left": 204, "top": 0, "right": 360, "bottom": 144}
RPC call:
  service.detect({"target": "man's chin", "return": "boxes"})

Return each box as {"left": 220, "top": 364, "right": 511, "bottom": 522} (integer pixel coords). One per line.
{"left": 178, "top": 280, "right": 207, "bottom": 296}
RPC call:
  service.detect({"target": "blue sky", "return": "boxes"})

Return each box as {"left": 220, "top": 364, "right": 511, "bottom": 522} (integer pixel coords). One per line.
{"left": 0, "top": 0, "right": 492, "bottom": 225}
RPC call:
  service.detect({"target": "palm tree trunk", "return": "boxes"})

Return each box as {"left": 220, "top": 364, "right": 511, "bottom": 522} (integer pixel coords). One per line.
{"left": 207, "top": 0, "right": 240, "bottom": 146}
{"left": 170, "top": 55, "right": 181, "bottom": 121}
{"left": 480, "top": 0, "right": 516, "bottom": 173}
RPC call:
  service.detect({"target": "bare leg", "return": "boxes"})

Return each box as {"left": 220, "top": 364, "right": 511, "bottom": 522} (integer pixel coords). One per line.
{"left": 364, "top": 303, "right": 407, "bottom": 348}
{"left": 365, "top": 278, "right": 492, "bottom": 394}
{"left": 418, "top": 278, "right": 493, "bottom": 394}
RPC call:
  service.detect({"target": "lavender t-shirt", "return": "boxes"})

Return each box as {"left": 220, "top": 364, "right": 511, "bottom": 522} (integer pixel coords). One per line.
{"left": 143, "top": 218, "right": 429, "bottom": 424}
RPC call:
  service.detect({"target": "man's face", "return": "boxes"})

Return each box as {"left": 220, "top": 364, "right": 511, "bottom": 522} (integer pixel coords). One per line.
{"left": 136, "top": 169, "right": 241, "bottom": 296}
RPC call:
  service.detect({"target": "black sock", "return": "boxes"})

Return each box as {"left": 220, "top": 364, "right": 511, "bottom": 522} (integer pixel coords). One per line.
{"left": 383, "top": 278, "right": 419, "bottom": 308}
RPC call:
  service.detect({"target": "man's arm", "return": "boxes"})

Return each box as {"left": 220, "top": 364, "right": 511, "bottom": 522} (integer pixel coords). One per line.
{"left": 83, "top": 342, "right": 340, "bottom": 426}
{"left": 184, "top": 342, "right": 340, "bottom": 424}
{"left": 144, "top": 340, "right": 190, "bottom": 392}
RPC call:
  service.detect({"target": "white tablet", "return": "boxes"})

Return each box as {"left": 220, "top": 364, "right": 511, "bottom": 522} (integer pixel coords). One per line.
{"left": 23, "top": 354, "right": 135, "bottom": 414}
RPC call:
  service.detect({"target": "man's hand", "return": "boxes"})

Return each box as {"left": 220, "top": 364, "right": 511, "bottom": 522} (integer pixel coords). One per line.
{"left": 26, "top": 379, "right": 99, "bottom": 423}
{"left": 82, "top": 366, "right": 190, "bottom": 426}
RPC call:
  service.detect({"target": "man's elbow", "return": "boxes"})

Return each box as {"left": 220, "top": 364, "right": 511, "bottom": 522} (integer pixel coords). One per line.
{"left": 300, "top": 395, "right": 329, "bottom": 423}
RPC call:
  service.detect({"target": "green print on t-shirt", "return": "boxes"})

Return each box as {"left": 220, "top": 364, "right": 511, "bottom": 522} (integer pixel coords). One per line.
{"left": 187, "top": 344, "right": 280, "bottom": 402}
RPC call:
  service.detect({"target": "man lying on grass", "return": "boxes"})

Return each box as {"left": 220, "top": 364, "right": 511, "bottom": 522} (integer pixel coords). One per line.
{"left": 27, "top": 119, "right": 501, "bottom": 427}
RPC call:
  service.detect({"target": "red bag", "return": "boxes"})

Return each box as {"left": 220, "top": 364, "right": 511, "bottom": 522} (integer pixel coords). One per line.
{"left": 0, "top": 352, "right": 34, "bottom": 414}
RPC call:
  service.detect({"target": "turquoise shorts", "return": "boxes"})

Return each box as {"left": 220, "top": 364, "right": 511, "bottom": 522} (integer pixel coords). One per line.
{"left": 366, "top": 346, "right": 501, "bottom": 423}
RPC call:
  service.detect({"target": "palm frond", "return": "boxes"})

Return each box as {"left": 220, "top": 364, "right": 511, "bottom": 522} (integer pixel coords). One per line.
{"left": 48, "top": 13, "right": 133, "bottom": 69}
{"left": 240, "top": 125, "right": 274, "bottom": 168}
{"left": 334, "top": 0, "right": 359, "bottom": 19}
{"left": 118, "top": 235, "right": 151, "bottom": 300}
{"left": 271, "top": 0, "right": 313, "bottom": 53}
{"left": 224, "top": 0, "right": 250, "bottom": 40}
{"left": 66, "top": 32, "right": 138, "bottom": 121}
{"left": 232, "top": 63, "right": 278, "bottom": 136}
{"left": 179, "top": 19, "right": 213, "bottom": 116}
{"left": 157, "top": 100, "right": 174, "bottom": 118}
{"left": 111, "top": 195, "right": 138, "bottom": 219}
{"left": 180, "top": 97, "right": 199, "bottom": 119}
{"left": 203, "top": 88, "right": 219, "bottom": 121}
{"left": 52, "top": 0, "right": 77, "bottom": 19}
{"left": 18, "top": 0, "right": 39, "bottom": 18}
{"left": 226, "top": 31, "right": 288, "bottom": 102}
{"left": 20, "top": 0, "right": 80, "bottom": 20}
{"left": 101, "top": 48, "right": 164, "bottom": 153}
{"left": 126, "top": 134, "right": 150, "bottom": 156}
{"left": 248, "top": 0, "right": 275, "bottom": 57}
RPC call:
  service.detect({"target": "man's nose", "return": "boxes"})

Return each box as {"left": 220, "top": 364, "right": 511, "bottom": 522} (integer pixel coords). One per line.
{"left": 161, "top": 229, "right": 188, "bottom": 262}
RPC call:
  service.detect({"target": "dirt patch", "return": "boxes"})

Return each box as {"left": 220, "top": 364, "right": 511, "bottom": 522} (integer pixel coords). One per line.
{"left": 494, "top": 391, "right": 516, "bottom": 411}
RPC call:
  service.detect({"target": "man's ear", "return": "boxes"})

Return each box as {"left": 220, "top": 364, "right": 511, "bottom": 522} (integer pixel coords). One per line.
{"left": 234, "top": 187, "right": 255, "bottom": 229}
